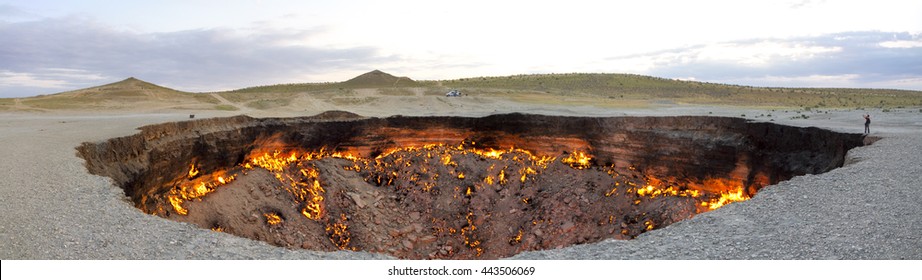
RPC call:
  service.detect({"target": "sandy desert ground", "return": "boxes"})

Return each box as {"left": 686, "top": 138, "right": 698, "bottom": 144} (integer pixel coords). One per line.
{"left": 1, "top": 93, "right": 920, "bottom": 259}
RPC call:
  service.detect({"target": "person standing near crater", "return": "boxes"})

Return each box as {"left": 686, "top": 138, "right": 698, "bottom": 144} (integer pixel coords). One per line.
{"left": 864, "top": 114, "right": 871, "bottom": 134}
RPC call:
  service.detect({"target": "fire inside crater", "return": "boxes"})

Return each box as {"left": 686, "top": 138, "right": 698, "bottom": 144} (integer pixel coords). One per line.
{"left": 77, "top": 112, "right": 867, "bottom": 259}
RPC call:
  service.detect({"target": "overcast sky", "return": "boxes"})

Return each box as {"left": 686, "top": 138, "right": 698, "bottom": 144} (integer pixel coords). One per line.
{"left": 1, "top": 0, "right": 921, "bottom": 97}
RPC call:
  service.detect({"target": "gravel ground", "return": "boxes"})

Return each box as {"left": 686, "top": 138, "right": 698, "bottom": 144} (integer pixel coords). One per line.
{"left": 1, "top": 107, "right": 920, "bottom": 260}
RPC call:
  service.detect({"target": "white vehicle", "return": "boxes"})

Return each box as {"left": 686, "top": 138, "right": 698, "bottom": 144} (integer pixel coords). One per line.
{"left": 446, "top": 89, "right": 461, "bottom": 97}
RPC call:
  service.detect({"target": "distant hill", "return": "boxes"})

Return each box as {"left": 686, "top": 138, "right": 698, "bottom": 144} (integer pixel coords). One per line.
{"left": 16, "top": 77, "right": 219, "bottom": 110}
{"left": 229, "top": 70, "right": 425, "bottom": 94}
{"left": 341, "top": 70, "right": 419, "bottom": 87}
{"left": 58, "top": 77, "right": 186, "bottom": 99}
{"left": 220, "top": 71, "right": 922, "bottom": 108}
{"left": 5, "top": 71, "right": 920, "bottom": 112}
{"left": 439, "top": 73, "right": 922, "bottom": 107}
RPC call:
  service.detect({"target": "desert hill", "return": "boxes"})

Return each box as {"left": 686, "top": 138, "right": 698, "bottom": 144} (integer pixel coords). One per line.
{"left": 229, "top": 70, "right": 422, "bottom": 94}
{"left": 2, "top": 70, "right": 921, "bottom": 112}
{"left": 342, "top": 70, "right": 419, "bottom": 87}
{"left": 61, "top": 77, "right": 184, "bottom": 99}
{"left": 7, "top": 77, "right": 219, "bottom": 110}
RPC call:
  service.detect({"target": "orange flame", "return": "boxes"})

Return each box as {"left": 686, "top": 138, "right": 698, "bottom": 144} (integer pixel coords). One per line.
{"left": 509, "top": 229, "right": 524, "bottom": 245}
{"left": 264, "top": 213, "right": 282, "bottom": 225}
{"left": 168, "top": 196, "right": 187, "bottom": 215}
{"left": 168, "top": 170, "right": 236, "bottom": 215}
{"left": 187, "top": 163, "right": 199, "bottom": 179}
{"left": 472, "top": 148, "right": 505, "bottom": 159}
{"left": 519, "top": 167, "right": 536, "bottom": 183}
{"left": 440, "top": 153, "right": 454, "bottom": 166}
{"left": 561, "top": 151, "right": 592, "bottom": 169}
{"left": 629, "top": 176, "right": 751, "bottom": 210}
{"left": 705, "top": 188, "right": 749, "bottom": 210}
{"left": 326, "top": 213, "right": 354, "bottom": 250}
{"left": 460, "top": 212, "right": 483, "bottom": 256}
{"left": 248, "top": 150, "right": 298, "bottom": 172}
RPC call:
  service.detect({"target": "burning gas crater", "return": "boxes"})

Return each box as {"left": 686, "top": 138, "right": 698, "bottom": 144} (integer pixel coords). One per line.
{"left": 78, "top": 112, "right": 866, "bottom": 259}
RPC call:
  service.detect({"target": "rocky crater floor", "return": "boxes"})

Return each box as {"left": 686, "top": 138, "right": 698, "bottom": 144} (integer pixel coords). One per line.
{"left": 76, "top": 112, "right": 867, "bottom": 259}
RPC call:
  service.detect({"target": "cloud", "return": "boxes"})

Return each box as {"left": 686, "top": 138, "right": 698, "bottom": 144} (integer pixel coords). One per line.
{"left": 0, "top": 4, "right": 38, "bottom": 21}
{"left": 607, "top": 31, "right": 922, "bottom": 90}
{"left": 2, "top": 11, "right": 921, "bottom": 98}
{"left": 0, "top": 16, "right": 387, "bottom": 97}
{"left": 787, "top": 0, "right": 827, "bottom": 9}
{"left": 0, "top": 71, "right": 67, "bottom": 89}
{"left": 879, "top": 40, "right": 922, "bottom": 49}
{"left": 0, "top": 68, "right": 114, "bottom": 97}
